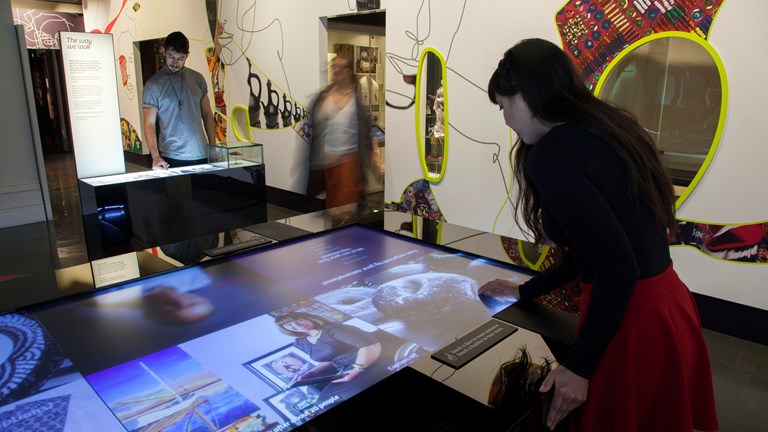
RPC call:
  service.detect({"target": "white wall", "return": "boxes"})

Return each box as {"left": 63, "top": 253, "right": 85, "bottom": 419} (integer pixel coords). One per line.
{"left": 383, "top": 0, "right": 561, "bottom": 240}
{"left": 0, "top": 0, "right": 46, "bottom": 227}
{"left": 78, "top": 0, "right": 768, "bottom": 310}
{"left": 12, "top": 0, "right": 81, "bottom": 13}
{"left": 670, "top": 4, "right": 768, "bottom": 310}
{"left": 677, "top": 4, "right": 768, "bottom": 223}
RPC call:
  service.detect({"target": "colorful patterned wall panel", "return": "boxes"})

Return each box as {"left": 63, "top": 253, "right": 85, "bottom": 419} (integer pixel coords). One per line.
{"left": 556, "top": 0, "right": 725, "bottom": 89}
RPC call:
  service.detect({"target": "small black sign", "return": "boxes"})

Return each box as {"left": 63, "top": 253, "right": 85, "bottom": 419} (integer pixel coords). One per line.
{"left": 357, "top": 0, "right": 381, "bottom": 11}
{"left": 431, "top": 319, "right": 518, "bottom": 369}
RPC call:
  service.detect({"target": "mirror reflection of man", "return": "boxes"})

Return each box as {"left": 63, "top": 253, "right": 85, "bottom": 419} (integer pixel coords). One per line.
{"left": 143, "top": 31, "right": 216, "bottom": 170}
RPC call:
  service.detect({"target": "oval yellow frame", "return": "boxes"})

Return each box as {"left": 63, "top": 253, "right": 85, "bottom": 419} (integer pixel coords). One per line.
{"left": 230, "top": 104, "right": 253, "bottom": 143}
{"left": 414, "top": 47, "right": 448, "bottom": 183}
{"left": 594, "top": 31, "right": 728, "bottom": 209}
{"left": 518, "top": 240, "right": 552, "bottom": 271}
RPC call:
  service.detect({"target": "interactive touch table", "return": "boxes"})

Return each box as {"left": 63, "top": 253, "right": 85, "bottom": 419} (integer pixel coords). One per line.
{"left": 0, "top": 225, "right": 544, "bottom": 431}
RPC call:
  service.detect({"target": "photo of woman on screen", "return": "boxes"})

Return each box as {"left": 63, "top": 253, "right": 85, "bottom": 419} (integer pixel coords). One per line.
{"left": 273, "top": 312, "right": 382, "bottom": 404}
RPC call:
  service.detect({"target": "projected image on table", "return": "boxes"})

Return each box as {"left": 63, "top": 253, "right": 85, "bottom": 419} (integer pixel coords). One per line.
{"left": 179, "top": 304, "right": 425, "bottom": 431}
{"left": 0, "top": 378, "right": 126, "bottom": 432}
{"left": 312, "top": 252, "right": 531, "bottom": 351}
{"left": 231, "top": 226, "right": 533, "bottom": 350}
{"left": 0, "top": 313, "right": 73, "bottom": 406}
{"left": 33, "top": 263, "right": 288, "bottom": 375}
{"left": 264, "top": 386, "right": 321, "bottom": 425}
{"left": 86, "top": 345, "right": 279, "bottom": 432}
{"left": 18, "top": 226, "right": 536, "bottom": 431}
{"left": 0, "top": 313, "right": 124, "bottom": 431}
{"left": 264, "top": 312, "right": 424, "bottom": 426}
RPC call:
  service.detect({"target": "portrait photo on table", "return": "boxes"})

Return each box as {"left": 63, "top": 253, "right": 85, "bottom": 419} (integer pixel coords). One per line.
{"left": 258, "top": 306, "right": 425, "bottom": 425}
{"left": 176, "top": 304, "right": 426, "bottom": 431}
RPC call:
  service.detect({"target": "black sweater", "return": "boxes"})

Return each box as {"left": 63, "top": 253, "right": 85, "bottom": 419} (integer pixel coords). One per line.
{"left": 518, "top": 123, "right": 670, "bottom": 378}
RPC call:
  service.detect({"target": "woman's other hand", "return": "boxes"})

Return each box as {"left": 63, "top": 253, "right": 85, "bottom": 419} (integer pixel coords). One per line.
{"left": 539, "top": 365, "right": 588, "bottom": 430}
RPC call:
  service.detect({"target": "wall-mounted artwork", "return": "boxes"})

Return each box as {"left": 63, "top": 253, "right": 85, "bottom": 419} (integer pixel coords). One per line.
{"left": 671, "top": 221, "right": 768, "bottom": 263}
{"left": 355, "top": 46, "right": 379, "bottom": 74}
{"left": 556, "top": 0, "right": 725, "bottom": 90}
{"left": 13, "top": 9, "right": 84, "bottom": 49}
{"left": 356, "top": 0, "right": 381, "bottom": 12}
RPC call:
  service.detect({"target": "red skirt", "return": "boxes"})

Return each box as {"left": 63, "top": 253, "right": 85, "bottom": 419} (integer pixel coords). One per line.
{"left": 323, "top": 152, "right": 365, "bottom": 209}
{"left": 573, "top": 263, "right": 719, "bottom": 432}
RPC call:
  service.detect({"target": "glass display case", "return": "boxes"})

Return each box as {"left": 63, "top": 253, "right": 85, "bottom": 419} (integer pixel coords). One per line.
{"left": 598, "top": 36, "right": 723, "bottom": 188}
{"left": 207, "top": 143, "right": 264, "bottom": 168}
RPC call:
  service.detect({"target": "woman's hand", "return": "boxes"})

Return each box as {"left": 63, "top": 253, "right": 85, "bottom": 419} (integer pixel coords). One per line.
{"left": 297, "top": 362, "right": 333, "bottom": 380}
{"left": 333, "top": 368, "right": 365, "bottom": 383}
{"left": 333, "top": 342, "right": 382, "bottom": 383}
{"left": 478, "top": 279, "right": 521, "bottom": 302}
{"left": 152, "top": 156, "right": 169, "bottom": 170}
{"left": 539, "top": 365, "right": 588, "bottom": 430}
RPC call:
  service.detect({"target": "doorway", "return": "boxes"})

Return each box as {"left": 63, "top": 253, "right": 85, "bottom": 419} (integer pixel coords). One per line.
{"left": 326, "top": 11, "right": 386, "bottom": 201}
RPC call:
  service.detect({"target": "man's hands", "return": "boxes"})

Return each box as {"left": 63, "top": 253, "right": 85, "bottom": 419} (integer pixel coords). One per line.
{"left": 152, "top": 156, "right": 169, "bottom": 170}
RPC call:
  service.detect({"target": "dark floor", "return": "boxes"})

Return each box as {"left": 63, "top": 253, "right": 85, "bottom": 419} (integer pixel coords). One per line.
{"left": 0, "top": 152, "right": 766, "bottom": 431}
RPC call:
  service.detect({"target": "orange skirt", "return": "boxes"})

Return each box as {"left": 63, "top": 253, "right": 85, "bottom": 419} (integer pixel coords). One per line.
{"left": 324, "top": 152, "right": 365, "bottom": 209}
{"left": 573, "top": 263, "right": 719, "bottom": 432}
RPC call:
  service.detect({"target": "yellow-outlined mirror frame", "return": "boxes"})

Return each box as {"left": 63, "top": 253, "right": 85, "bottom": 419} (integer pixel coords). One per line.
{"left": 230, "top": 104, "right": 253, "bottom": 143}
{"left": 594, "top": 31, "right": 728, "bottom": 209}
{"left": 415, "top": 47, "right": 448, "bottom": 183}
{"left": 519, "top": 240, "right": 552, "bottom": 271}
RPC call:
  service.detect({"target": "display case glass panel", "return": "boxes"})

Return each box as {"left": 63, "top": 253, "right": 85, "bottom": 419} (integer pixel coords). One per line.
{"left": 78, "top": 164, "right": 267, "bottom": 261}
{"left": 208, "top": 143, "right": 264, "bottom": 168}
{"left": 597, "top": 33, "right": 725, "bottom": 196}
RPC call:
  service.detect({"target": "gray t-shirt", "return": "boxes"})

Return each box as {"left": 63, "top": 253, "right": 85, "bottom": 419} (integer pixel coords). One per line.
{"left": 143, "top": 67, "right": 209, "bottom": 160}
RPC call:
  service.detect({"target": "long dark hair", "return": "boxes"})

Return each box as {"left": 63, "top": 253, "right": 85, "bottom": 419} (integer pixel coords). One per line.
{"left": 487, "top": 38, "right": 676, "bottom": 244}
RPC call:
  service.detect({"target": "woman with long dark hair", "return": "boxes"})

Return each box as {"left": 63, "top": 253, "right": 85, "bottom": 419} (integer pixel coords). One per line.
{"left": 479, "top": 38, "right": 718, "bottom": 431}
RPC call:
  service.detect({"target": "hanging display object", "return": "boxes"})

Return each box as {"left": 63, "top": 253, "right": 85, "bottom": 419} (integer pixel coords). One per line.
{"left": 414, "top": 47, "right": 448, "bottom": 182}
{"left": 243, "top": 57, "right": 309, "bottom": 138}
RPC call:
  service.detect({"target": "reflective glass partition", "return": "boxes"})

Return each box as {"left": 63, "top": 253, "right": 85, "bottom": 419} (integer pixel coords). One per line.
{"left": 598, "top": 34, "right": 725, "bottom": 193}
{"left": 78, "top": 158, "right": 268, "bottom": 263}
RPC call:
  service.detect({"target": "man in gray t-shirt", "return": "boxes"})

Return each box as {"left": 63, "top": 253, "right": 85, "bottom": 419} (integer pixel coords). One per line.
{"left": 143, "top": 31, "right": 215, "bottom": 169}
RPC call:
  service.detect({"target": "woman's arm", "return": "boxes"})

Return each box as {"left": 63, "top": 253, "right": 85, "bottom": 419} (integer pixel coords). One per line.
{"left": 333, "top": 342, "right": 382, "bottom": 383}
{"left": 297, "top": 361, "right": 334, "bottom": 380}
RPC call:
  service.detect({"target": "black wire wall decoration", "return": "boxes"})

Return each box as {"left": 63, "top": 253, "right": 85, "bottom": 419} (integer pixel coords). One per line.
{"left": 383, "top": 0, "right": 515, "bottom": 225}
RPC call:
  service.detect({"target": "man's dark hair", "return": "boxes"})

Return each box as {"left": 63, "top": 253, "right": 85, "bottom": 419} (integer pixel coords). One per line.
{"left": 164, "top": 31, "right": 189, "bottom": 54}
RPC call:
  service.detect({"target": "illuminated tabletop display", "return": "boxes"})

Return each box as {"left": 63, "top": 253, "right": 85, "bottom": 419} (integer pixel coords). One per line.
{"left": 0, "top": 225, "right": 548, "bottom": 431}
